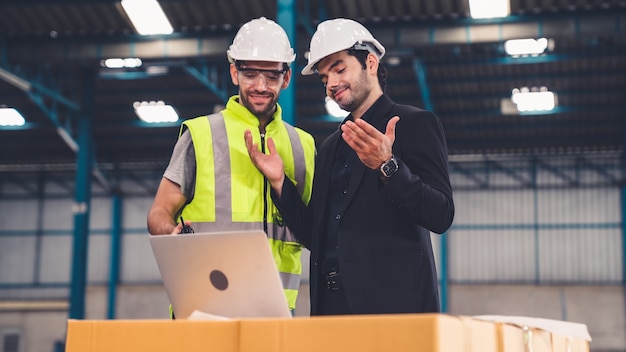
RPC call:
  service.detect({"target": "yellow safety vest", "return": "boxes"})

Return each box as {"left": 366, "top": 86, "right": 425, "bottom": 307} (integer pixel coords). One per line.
{"left": 180, "top": 96, "right": 315, "bottom": 310}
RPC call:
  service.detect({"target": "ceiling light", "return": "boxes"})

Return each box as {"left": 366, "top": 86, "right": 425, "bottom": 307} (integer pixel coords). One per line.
{"left": 133, "top": 101, "right": 179, "bottom": 123}
{"left": 121, "top": 0, "right": 173, "bottom": 35}
{"left": 101, "top": 58, "right": 143, "bottom": 68}
{"left": 0, "top": 107, "right": 26, "bottom": 126}
{"left": 145, "top": 66, "right": 169, "bottom": 75}
{"left": 511, "top": 87, "right": 557, "bottom": 112}
{"left": 385, "top": 57, "right": 401, "bottom": 66}
{"left": 469, "top": 0, "right": 510, "bottom": 19}
{"left": 325, "top": 97, "right": 349, "bottom": 118}
{"left": 505, "top": 38, "right": 550, "bottom": 57}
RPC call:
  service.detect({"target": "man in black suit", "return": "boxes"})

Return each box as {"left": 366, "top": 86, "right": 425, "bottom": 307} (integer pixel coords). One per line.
{"left": 245, "top": 18, "right": 454, "bottom": 315}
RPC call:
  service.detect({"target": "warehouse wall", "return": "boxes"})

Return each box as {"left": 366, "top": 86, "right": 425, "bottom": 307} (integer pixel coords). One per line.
{"left": 0, "top": 154, "right": 624, "bottom": 352}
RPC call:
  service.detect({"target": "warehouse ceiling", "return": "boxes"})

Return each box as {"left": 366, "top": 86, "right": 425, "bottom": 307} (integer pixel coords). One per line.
{"left": 0, "top": 0, "right": 625, "bottom": 192}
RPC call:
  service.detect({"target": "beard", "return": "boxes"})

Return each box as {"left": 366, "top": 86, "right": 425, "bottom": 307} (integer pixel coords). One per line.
{"left": 239, "top": 90, "right": 278, "bottom": 121}
{"left": 333, "top": 69, "right": 370, "bottom": 112}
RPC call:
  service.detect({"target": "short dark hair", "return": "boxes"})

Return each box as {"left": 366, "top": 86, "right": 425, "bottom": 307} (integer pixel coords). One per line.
{"left": 346, "top": 48, "right": 387, "bottom": 92}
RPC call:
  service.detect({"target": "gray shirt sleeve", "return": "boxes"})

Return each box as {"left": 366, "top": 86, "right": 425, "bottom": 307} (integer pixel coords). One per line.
{"left": 163, "top": 129, "right": 196, "bottom": 201}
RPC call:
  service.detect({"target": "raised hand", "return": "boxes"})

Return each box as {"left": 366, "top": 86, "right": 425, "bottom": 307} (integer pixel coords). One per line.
{"left": 340, "top": 116, "right": 400, "bottom": 169}
{"left": 244, "top": 129, "right": 285, "bottom": 192}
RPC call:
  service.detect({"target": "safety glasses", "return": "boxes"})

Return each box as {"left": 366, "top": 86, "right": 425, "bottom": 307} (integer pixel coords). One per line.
{"left": 236, "top": 64, "right": 287, "bottom": 86}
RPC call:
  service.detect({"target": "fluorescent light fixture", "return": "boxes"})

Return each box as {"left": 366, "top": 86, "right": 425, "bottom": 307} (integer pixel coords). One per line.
{"left": 511, "top": 87, "right": 556, "bottom": 112}
{"left": 145, "top": 66, "right": 169, "bottom": 75}
{"left": 469, "top": 0, "right": 510, "bottom": 19}
{"left": 101, "top": 58, "right": 143, "bottom": 68}
{"left": 133, "top": 101, "right": 179, "bottom": 123}
{"left": 385, "top": 56, "right": 401, "bottom": 66}
{"left": 325, "top": 97, "right": 350, "bottom": 118}
{"left": 505, "top": 38, "right": 549, "bottom": 57}
{"left": 0, "top": 107, "right": 26, "bottom": 126}
{"left": 121, "top": 0, "right": 173, "bottom": 35}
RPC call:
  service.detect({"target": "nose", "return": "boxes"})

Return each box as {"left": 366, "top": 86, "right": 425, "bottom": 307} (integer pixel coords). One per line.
{"left": 326, "top": 73, "right": 339, "bottom": 89}
{"left": 251, "top": 74, "right": 268, "bottom": 89}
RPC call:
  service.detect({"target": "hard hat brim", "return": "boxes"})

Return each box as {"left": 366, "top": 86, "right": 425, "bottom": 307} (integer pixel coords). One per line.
{"left": 301, "top": 60, "right": 318, "bottom": 75}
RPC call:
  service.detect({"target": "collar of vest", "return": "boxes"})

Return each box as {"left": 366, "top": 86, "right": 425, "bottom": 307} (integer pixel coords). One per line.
{"left": 226, "top": 95, "right": 284, "bottom": 127}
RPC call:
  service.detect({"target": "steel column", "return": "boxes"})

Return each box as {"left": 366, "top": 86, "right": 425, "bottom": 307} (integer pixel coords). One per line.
{"left": 439, "top": 232, "right": 448, "bottom": 312}
{"left": 412, "top": 59, "right": 434, "bottom": 112}
{"left": 107, "top": 192, "right": 122, "bottom": 319}
{"left": 68, "top": 69, "right": 95, "bottom": 319}
{"left": 277, "top": 0, "right": 296, "bottom": 125}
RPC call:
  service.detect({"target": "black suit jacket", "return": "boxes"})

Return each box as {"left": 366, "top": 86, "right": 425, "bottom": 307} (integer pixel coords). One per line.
{"left": 274, "top": 94, "right": 454, "bottom": 315}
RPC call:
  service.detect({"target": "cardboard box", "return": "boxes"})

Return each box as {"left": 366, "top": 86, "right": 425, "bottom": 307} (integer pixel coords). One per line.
{"left": 65, "top": 319, "right": 239, "bottom": 352}
{"left": 495, "top": 323, "right": 553, "bottom": 352}
{"left": 239, "top": 314, "right": 497, "bottom": 352}
{"left": 474, "top": 315, "right": 591, "bottom": 352}
{"left": 65, "top": 314, "right": 497, "bottom": 352}
{"left": 552, "top": 333, "right": 589, "bottom": 352}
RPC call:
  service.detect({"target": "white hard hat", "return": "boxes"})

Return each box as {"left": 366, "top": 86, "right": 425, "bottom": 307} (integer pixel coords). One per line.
{"left": 301, "top": 18, "right": 385, "bottom": 75}
{"left": 227, "top": 17, "right": 296, "bottom": 64}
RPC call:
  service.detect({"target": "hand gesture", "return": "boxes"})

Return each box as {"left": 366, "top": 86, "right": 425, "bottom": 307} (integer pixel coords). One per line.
{"left": 340, "top": 116, "right": 400, "bottom": 169}
{"left": 244, "top": 129, "right": 285, "bottom": 192}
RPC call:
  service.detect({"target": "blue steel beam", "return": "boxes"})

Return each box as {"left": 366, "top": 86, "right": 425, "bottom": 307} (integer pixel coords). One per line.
{"left": 296, "top": 0, "right": 315, "bottom": 36}
{"left": 412, "top": 58, "right": 434, "bottom": 112}
{"left": 68, "top": 69, "right": 94, "bottom": 319}
{"left": 107, "top": 192, "right": 122, "bottom": 319}
{"left": 449, "top": 163, "right": 488, "bottom": 188}
{"left": 0, "top": 66, "right": 80, "bottom": 111}
{"left": 4, "top": 11, "right": 623, "bottom": 62}
{"left": 439, "top": 232, "right": 448, "bottom": 313}
{"left": 277, "top": 0, "right": 297, "bottom": 125}
{"left": 430, "top": 52, "right": 619, "bottom": 67}
{"left": 576, "top": 156, "right": 620, "bottom": 184}
{"left": 486, "top": 159, "right": 534, "bottom": 187}
{"left": 0, "top": 66, "right": 81, "bottom": 154}
{"left": 182, "top": 64, "right": 228, "bottom": 103}
{"left": 533, "top": 158, "right": 579, "bottom": 186}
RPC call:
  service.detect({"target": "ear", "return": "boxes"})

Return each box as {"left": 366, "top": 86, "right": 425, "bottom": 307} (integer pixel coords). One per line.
{"left": 281, "top": 68, "right": 292, "bottom": 90}
{"left": 366, "top": 53, "right": 379, "bottom": 74}
{"left": 229, "top": 63, "right": 239, "bottom": 86}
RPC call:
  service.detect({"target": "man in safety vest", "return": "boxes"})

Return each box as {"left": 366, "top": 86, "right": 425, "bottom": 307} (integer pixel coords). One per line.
{"left": 147, "top": 17, "right": 316, "bottom": 315}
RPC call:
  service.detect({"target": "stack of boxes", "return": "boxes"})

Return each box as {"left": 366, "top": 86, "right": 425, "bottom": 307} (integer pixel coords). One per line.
{"left": 65, "top": 313, "right": 591, "bottom": 352}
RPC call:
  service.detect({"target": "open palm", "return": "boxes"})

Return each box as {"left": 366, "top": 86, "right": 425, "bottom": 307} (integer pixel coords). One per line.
{"left": 244, "top": 129, "right": 285, "bottom": 189}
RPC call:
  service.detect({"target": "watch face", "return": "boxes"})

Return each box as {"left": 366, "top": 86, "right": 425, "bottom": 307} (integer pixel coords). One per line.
{"left": 381, "top": 157, "right": 398, "bottom": 177}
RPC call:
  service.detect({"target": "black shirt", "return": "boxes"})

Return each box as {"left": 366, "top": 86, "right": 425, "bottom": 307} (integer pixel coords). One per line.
{"left": 320, "top": 96, "right": 385, "bottom": 274}
{"left": 321, "top": 123, "right": 356, "bottom": 274}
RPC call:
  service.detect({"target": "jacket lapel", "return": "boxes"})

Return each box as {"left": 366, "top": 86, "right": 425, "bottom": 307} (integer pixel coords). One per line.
{"left": 312, "top": 131, "right": 341, "bottom": 231}
{"left": 340, "top": 96, "right": 396, "bottom": 215}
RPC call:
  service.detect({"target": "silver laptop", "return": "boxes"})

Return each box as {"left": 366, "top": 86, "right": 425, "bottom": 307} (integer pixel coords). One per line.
{"left": 149, "top": 230, "right": 292, "bottom": 319}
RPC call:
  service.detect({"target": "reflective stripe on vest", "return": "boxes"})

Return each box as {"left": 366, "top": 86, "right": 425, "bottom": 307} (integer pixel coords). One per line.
{"left": 206, "top": 113, "right": 306, "bottom": 231}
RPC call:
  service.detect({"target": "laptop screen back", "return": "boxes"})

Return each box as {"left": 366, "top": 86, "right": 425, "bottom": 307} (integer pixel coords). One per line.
{"left": 149, "top": 230, "right": 292, "bottom": 319}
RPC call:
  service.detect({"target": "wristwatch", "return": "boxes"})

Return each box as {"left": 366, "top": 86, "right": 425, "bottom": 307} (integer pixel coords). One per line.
{"left": 380, "top": 155, "right": 399, "bottom": 178}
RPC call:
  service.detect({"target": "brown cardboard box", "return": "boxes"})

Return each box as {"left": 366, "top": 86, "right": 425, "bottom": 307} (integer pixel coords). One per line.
{"left": 474, "top": 315, "right": 591, "bottom": 352}
{"left": 65, "top": 314, "right": 497, "bottom": 352}
{"left": 240, "top": 314, "right": 497, "bottom": 352}
{"left": 552, "top": 333, "right": 590, "bottom": 352}
{"left": 65, "top": 319, "right": 239, "bottom": 352}
{"left": 495, "top": 323, "right": 553, "bottom": 352}
{"left": 459, "top": 316, "right": 500, "bottom": 352}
